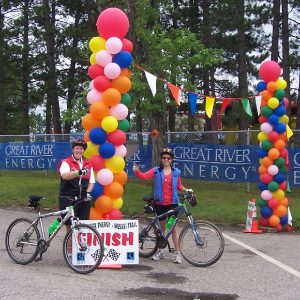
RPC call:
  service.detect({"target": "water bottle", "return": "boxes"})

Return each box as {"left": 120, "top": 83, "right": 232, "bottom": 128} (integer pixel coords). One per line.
{"left": 48, "top": 218, "right": 61, "bottom": 236}
{"left": 166, "top": 215, "right": 176, "bottom": 230}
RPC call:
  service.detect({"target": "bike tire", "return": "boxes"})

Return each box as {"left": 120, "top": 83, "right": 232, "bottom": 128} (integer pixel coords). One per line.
{"left": 179, "top": 220, "right": 225, "bottom": 267}
{"left": 5, "top": 218, "right": 40, "bottom": 265}
{"left": 133, "top": 215, "right": 159, "bottom": 258}
{"left": 63, "top": 224, "right": 104, "bottom": 274}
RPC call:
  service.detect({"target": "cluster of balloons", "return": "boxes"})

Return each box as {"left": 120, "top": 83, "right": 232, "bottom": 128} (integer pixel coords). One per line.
{"left": 82, "top": 8, "right": 133, "bottom": 221}
{"left": 256, "top": 60, "right": 290, "bottom": 231}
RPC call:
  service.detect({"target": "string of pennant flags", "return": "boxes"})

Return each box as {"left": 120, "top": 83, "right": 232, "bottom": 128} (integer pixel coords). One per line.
{"left": 134, "top": 63, "right": 263, "bottom": 118}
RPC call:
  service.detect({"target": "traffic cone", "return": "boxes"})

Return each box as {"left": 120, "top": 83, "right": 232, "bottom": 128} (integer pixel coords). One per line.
{"left": 99, "top": 264, "right": 122, "bottom": 269}
{"left": 243, "top": 198, "right": 262, "bottom": 233}
{"left": 244, "top": 217, "right": 262, "bottom": 233}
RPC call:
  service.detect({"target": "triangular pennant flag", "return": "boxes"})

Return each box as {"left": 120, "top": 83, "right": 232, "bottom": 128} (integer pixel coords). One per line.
{"left": 286, "top": 124, "right": 293, "bottom": 140}
{"left": 168, "top": 83, "right": 181, "bottom": 105}
{"left": 255, "top": 96, "right": 262, "bottom": 115}
{"left": 188, "top": 92, "right": 197, "bottom": 116}
{"left": 205, "top": 96, "right": 215, "bottom": 118}
{"left": 286, "top": 180, "right": 291, "bottom": 193}
{"left": 287, "top": 207, "right": 292, "bottom": 226}
{"left": 241, "top": 98, "right": 253, "bottom": 116}
{"left": 219, "top": 98, "right": 232, "bottom": 113}
{"left": 144, "top": 71, "right": 157, "bottom": 97}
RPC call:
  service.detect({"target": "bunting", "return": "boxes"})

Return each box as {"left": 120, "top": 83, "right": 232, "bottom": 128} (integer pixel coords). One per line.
{"left": 241, "top": 98, "right": 253, "bottom": 116}
{"left": 255, "top": 96, "right": 262, "bottom": 115}
{"left": 219, "top": 98, "right": 232, "bottom": 113}
{"left": 168, "top": 83, "right": 181, "bottom": 106}
{"left": 188, "top": 92, "right": 198, "bottom": 116}
{"left": 144, "top": 71, "right": 157, "bottom": 97}
{"left": 205, "top": 96, "right": 215, "bottom": 118}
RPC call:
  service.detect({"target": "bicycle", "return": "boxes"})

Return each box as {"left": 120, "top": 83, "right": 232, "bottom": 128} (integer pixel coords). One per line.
{"left": 5, "top": 195, "right": 104, "bottom": 274}
{"left": 135, "top": 192, "right": 225, "bottom": 267}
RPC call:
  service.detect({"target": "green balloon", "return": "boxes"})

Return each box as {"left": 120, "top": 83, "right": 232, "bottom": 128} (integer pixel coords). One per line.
{"left": 268, "top": 181, "right": 279, "bottom": 192}
{"left": 274, "top": 89, "right": 285, "bottom": 100}
{"left": 121, "top": 93, "right": 131, "bottom": 106}
{"left": 261, "top": 106, "right": 273, "bottom": 117}
{"left": 257, "top": 197, "right": 267, "bottom": 207}
{"left": 274, "top": 157, "right": 285, "bottom": 167}
{"left": 279, "top": 166, "right": 288, "bottom": 174}
{"left": 261, "top": 140, "right": 273, "bottom": 151}
{"left": 118, "top": 119, "right": 130, "bottom": 132}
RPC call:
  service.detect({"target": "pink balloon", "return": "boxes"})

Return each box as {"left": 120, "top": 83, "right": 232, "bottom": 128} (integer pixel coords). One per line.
{"left": 260, "top": 123, "right": 272, "bottom": 134}
{"left": 122, "top": 38, "right": 133, "bottom": 52}
{"left": 96, "top": 8, "right": 129, "bottom": 39}
{"left": 87, "top": 89, "right": 102, "bottom": 104}
{"left": 106, "top": 37, "right": 123, "bottom": 54}
{"left": 259, "top": 60, "right": 281, "bottom": 82}
{"left": 115, "top": 145, "right": 127, "bottom": 157}
{"left": 104, "top": 63, "right": 121, "bottom": 79}
{"left": 109, "top": 103, "right": 128, "bottom": 120}
{"left": 89, "top": 80, "right": 94, "bottom": 90}
{"left": 261, "top": 190, "right": 273, "bottom": 201}
{"left": 95, "top": 50, "right": 112, "bottom": 67}
{"left": 268, "top": 165, "right": 279, "bottom": 176}
{"left": 96, "top": 168, "right": 114, "bottom": 185}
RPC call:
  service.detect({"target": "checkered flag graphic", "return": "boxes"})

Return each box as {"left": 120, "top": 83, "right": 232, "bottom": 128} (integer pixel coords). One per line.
{"left": 91, "top": 249, "right": 101, "bottom": 262}
{"left": 107, "top": 248, "right": 121, "bottom": 261}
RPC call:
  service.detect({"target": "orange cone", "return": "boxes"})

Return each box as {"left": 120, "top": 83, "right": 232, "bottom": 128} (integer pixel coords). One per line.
{"left": 243, "top": 199, "right": 262, "bottom": 233}
{"left": 244, "top": 217, "right": 262, "bottom": 233}
{"left": 99, "top": 264, "right": 122, "bottom": 269}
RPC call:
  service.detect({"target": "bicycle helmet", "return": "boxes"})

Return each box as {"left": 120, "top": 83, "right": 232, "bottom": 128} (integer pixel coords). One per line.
{"left": 160, "top": 148, "right": 174, "bottom": 158}
{"left": 72, "top": 138, "right": 87, "bottom": 150}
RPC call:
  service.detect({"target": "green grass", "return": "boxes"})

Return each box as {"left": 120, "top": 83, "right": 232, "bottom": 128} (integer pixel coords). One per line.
{"left": 1, "top": 170, "right": 299, "bottom": 228}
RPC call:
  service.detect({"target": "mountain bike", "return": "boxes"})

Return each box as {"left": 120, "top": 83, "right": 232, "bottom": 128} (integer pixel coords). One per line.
{"left": 5, "top": 195, "right": 104, "bottom": 274}
{"left": 135, "top": 192, "right": 225, "bottom": 267}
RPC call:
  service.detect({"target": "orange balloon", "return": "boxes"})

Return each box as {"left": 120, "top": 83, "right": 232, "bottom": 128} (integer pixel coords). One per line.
{"left": 102, "top": 88, "right": 121, "bottom": 106}
{"left": 269, "top": 215, "right": 280, "bottom": 227}
{"left": 273, "top": 205, "right": 287, "bottom": 217}
{"left": 114, "top": 170, "right": 128, "bottom": 185}
{"left": 258, "top": 165, "right": 267, "bottom": 174}
{"left": 273, "top": 139, "right": 285, "bottom": 150}
{"left": 104, "top": 181, "right": 124, "bottom": 199}
{"left": 261, "top": 90, "right": 273, "bottom": 101}
{"left": 89, "top": 207, "right": 103, "bottom": 220}
{"left": 82, "top": 114, "right": 100, "bottom": 130}
{"left": 268, "top": 148, "right": 280, "bottom": 160}
{"left": 111, "top": 75, "right": 131, "bottom": 94}
{"left": 84, "top": 130, "right": 90, "bottom": 142}
{"left": 278, "top": 197, "right": 289, "bottom": 206}
{"left": 120, "top": 68, "right": 132, "bottom": 77}
{"left": 89, "top": 102, "right": 109, "bottom": 121}
{"left": 267, "top": 81, "right": 277, "bottom": 93}
{"left": 95, "top": 195, "right": 113, "bottom": 214}
{"left": 261, "top": 156, "right": 273, "bottom": 167}
{"left": 278, "top": 133, "right": 287, "bottom": 141}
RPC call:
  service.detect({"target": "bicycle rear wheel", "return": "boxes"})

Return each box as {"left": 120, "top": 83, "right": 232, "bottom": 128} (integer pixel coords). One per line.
{"left": 133, "top": 215, "right": 159, "bottom": 258}
{"left": 5, "top": 218, "right": 40, "bottom": 265}
{"left": 179, "top": 220, "right": 224, "bottom": 267}
{"left": 63, "top": 224, "right": 104, "bottom": 274}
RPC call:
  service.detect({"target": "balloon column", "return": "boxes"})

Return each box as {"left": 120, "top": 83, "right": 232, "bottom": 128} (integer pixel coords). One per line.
{"left": 83, "top": 8, "right": 133, "bottom": 221}
{"left": 256, "top": 60, "right": 290, "bottom": 232}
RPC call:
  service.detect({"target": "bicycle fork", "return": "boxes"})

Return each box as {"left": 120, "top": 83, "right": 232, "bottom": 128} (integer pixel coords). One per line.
{"left": 188, "top": 216, "right": 204, "bottom": 247}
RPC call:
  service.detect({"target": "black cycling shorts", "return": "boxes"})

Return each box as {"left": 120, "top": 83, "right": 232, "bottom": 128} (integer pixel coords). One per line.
{"left": 59, "top": 196, "right": 90, "bottom": 225}
{"left": 153, "top": 203, "right": 178, "bottom": 220}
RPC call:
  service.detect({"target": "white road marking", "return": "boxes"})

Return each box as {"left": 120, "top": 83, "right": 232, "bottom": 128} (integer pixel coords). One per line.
{"left": 223, "top": 233, "right": 300, "bottom": 278}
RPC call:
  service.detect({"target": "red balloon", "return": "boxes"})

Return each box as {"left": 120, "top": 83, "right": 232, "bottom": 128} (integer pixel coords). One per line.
{"left": 96, "top": 8, "right": 129, "bottom": 39}
{"left": 280, "top": 148, "right": 288, "bottom": 159}
{"left": 89, "top": 155, "right": 105, "bottom": 172}
{"left": 259, "top": 217, "right": 269, "bottom": 227}
{"left": 279, "top": 181, "right": 287, "bottom": 191}
{"left": 260, "top": 173, "right": 273, "bottom": 184}
{"left": 93, "top": 75, "right": 111, "bottom": 92}
{"left": 268, "top": 131, "right": 279, "bottom": 143}
{"left": 283, "top": 97, "right": 289, "bottom": 108}
{"left": 104, "top": 208, "right": 123, "bottom": 220}
{"left": 268, "top": 198, "right": 279, "bottom": 210}
{"left": 259, "top": 60, "right": 281, "bottom": 82}
{"left": 107, "top": 129, "right": 126, "bottom": 146}
{"left": 88, "top": 65, "right": 104, "bottom": 79}
{"left": 122, "top": 38, "right": 133, "bottom": 52}
{"left": 258, "top": 115, "right": 268, "bottom": 124}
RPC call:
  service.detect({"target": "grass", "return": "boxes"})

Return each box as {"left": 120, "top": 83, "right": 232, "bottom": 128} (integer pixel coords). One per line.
{"left": 1, "top": 170, "right": 299, "bottom": 228}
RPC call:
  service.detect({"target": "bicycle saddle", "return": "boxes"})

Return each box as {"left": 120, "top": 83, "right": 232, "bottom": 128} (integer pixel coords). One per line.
{"left": 143, "top": 194, "right": 157, "bottom": 203}
{"left": 28, "top": 195, "right": 43, "bottom": 207}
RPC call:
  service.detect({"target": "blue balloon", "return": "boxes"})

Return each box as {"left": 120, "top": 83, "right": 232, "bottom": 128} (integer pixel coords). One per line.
{"left": 260, "top": 206, "right": 273, "bottom": 218}
{"left": 258, "top": 182, "right": 268, "bottom": 191}
{"left": 280, "top": 215, "right": 288, "bottom": 225}
{"left": 256, "top": 81, "right": 267, "bottom": 92}
{"left": 274, "top": 172, "right": 286, "bottom": 183}
{"left": 91, "top": 182, "right": 103, "bottom": 198}
{"left": 257, "top": 148, "right": 267, "bottom": 158}
{"left": 112, "top": 51, "right": 133, "bottom": 68}
{"left": 98, "top": 141, "right": 115, "bottom": 158}
{"left": 268, "top": 114, "right": 279, "bottom": 126}
{"left": 273, "top": 105, "right": 285, "bottom": 117}
{"left": 274, "top": 122, "right": 286, "bottom": 134}
{"left": 89, "top": 127, "right": 107, "bottom": 145}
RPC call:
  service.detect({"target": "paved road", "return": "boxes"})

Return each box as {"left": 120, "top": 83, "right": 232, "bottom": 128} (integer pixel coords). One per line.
{"left": 0, "top": 207, "right": 299, "bottom": 300}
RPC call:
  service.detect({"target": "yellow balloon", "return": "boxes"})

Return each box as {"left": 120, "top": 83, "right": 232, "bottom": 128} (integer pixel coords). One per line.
{"left": 89, "top": 37, "right": 106, "bottom": 53}
{"left": 101, "top": 116, "right": 118, "bottom": 133}
{"left": 112, "top": 197, "right": 123, "bottom": 209}
{"left": 258, "top": 132, "right": 267, "bottom": 142}
{"left": 279, "top": 115, "right": 289, "bottom": 124}
{"left": 90, "top": 52, "right": 97, "bottom": 65}
{"left": 105, "top": 155, "right": 125, "bottom": 173}
{"left": 84, "top": 142, "right": 99, "bottom": 159}
{"left": 267, "top": 97, "right": 279, "bottom": 109}
{"left": 273, "top": 189, "right": 285, "bottom": 201}
{"left": 276, "top": 78, "right": 287, "bottom": 90}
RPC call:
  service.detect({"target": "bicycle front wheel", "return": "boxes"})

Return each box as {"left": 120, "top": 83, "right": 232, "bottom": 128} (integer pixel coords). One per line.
{"left": 63, "top": 224, "right": 104, "bottom": 274}
{"left": 5, "top": 218, "right": 40, "bottom": 265}
{"left": 179, "top": 220, "right": 224, "bottom": 267}
{"left": 133, "top": 215, "right": 159, "bottom": 258}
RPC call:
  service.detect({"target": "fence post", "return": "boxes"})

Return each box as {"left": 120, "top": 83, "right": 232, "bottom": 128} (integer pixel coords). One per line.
{"left": 247, "top": 128, "right": 251, "bottom": 193}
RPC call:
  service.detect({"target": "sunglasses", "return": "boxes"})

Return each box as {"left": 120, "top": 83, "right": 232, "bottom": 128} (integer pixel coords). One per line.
{"left": 162, "top": 156, "right": 172, "bottom": 160}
